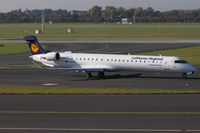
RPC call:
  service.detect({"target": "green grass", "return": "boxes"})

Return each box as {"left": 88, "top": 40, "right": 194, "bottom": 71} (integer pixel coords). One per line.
{"left": 0, "top": 43, "right": 28, "bottom": 54}
{"left": 1, "top": 23, "right": 200, "bottom": 27}
{"left": 0, "top": 23, "right": 200, "bottom": 38}
{"left": 139, "top": 46, "right": 200, "bottom": 66}
{"left": 0, "top": 85, "right": 199, "bottom": 94}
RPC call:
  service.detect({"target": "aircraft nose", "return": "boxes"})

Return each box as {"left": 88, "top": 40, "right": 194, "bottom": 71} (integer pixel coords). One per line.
{"left": 191, "top": 65, "right": 197, "bottom": 72}
{"left": 188, "top": 64, "right": 197, "bottom": 73}
{"left": 184, "top": 65, "right": 197, "bottom": 75}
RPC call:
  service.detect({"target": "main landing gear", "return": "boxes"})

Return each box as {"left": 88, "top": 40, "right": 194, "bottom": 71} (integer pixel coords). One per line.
{"left": 182, "top": 73, "right": 191, "bottom": 87}
{"left": 98, "top": 72, "right": 105, "bottom": 77}
{"left": 86, "top": 72, "right": 92, "bottom": 79}
{"left": 86, "top": 72, "right": 105, "bottom": 79}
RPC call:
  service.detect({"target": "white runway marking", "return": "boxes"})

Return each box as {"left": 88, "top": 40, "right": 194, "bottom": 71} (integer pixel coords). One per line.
{"left": 0, "top": 128, "right": 183, "bottom": 132}
{"left": 42, "top": 83, "right": 58, "bottom": 86}
{"left": 1, "top": 111, "right": 200, "bottom": 115}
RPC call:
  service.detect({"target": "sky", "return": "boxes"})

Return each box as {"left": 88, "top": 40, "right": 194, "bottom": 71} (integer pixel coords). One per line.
{"left": 0, "top": 0, "right": 200, "bottom": 12}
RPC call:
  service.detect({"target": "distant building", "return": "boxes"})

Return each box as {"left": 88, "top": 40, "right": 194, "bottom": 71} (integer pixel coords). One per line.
{"left": 70, "top": 10, "right": 88, "bottom": 17}
{"left": 121, "top": 18, "right": 133, "bottom": 24}
{"left": 122, "top": 18, "right": 128, "bottom": 24}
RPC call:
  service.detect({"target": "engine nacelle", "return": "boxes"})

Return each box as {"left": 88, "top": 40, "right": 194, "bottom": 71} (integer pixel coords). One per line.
{"left": 45, "top": 52, "right": 60, "bottom": 61}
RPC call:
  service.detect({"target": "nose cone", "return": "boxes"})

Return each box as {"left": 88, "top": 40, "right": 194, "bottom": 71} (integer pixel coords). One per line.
{"left": 191, "top": 65, "right": 197, "bottom": 72}
{"left": 187, "top": 64, "right": 197, "bottom": 73}
{"left": 184, "top": 65, "right": 197, "bottom": 75}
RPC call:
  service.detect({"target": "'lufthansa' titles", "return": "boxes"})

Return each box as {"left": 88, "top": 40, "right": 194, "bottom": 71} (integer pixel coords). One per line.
{"left": 132, "top": 57, "right": 163, "bottom": 60}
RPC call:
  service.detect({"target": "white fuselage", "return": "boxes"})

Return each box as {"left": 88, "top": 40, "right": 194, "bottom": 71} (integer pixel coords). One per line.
{"left": 31, "top": 52, "right": 196, "bottom": 74}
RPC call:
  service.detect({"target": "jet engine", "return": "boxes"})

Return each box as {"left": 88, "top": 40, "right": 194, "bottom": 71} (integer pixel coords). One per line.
{"left": 45, "top": 52, "right": 60, "bottom": 61}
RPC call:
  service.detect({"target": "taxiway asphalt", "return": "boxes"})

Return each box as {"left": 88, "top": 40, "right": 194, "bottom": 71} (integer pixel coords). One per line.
{"left": 1, "top": 38, "right": 200, "bottom": 44}
{"left": 0, "top": 68, "right": 199, "bottom": 90}
{"left": 0, "top": 95, "right": 199, "bottom": 133}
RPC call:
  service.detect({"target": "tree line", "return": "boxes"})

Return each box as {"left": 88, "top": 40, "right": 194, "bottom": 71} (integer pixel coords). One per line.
{"left": 0, "top": 6, "right": 200, "bottom": 23}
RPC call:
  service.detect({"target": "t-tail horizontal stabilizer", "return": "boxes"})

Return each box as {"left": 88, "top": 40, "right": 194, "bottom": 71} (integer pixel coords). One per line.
{"left": 7, "top": 35, "right": 48, "bottom": 55}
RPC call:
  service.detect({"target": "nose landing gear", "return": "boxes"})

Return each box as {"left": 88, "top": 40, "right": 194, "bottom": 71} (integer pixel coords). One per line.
{"left": 182, "top": 73, "right": 192, "bottom": 87}
{"left": 182, "top": 73, "right": 187, "bottom": 80}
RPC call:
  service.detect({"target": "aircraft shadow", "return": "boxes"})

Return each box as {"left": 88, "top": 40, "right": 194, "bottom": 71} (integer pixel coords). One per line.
{"left": 72, "top": 73, "right": 143, "bottom": 81}
{"left": 72, "top": 73, "right": 200, "bottom": 81}
{"left": 139, "top": 76, "right": 200, "bottom": 80}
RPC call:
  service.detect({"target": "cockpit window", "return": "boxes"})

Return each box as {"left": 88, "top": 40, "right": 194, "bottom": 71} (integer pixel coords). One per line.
{"left": 174, "top": 60, "right": 187, "bottom": 64}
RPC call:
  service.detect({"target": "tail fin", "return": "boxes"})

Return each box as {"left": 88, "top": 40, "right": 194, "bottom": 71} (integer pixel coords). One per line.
{"left": 23, "top": 35, "right": 47, "bottom": 55}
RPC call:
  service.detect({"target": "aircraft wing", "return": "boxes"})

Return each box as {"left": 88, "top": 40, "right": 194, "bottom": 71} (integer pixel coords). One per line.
{"left": 47, "top": 67, "right": 104, "bottom": 72}
{"left": 47, "top": 66, "right": 119, "bottom": 72}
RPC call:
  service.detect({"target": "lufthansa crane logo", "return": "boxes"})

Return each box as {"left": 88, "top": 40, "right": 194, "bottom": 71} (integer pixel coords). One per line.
{"left": 31, "top": 43, "right": 40, "bottom": 53}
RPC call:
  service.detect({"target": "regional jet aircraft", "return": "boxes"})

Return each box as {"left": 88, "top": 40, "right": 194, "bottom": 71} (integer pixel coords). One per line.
{"left": 12, "top": 35, "right": 196, "bottom": 79}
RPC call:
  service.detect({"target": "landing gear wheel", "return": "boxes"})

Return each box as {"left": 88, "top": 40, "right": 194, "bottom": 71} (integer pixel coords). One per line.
{"left": 86, "top": 72, "right": 92, "bottom": 79}
{"left": 98, "top": 72, "right": 105, "bottom": 77}
{"left": 182, "top": 73, "right": 187, "bottom": 80}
